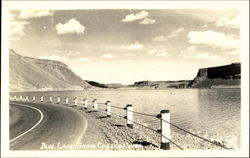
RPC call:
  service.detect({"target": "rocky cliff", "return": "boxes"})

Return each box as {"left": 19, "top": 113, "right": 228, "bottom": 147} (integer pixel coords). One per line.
{"left": 188, "top": 63, "right": 241, "bottom": 88}
{"left": 9, "top": 49, "right": 94, "bottom": 92}
{"left": 134, "top": 80, "right": 191, "bottom": 89}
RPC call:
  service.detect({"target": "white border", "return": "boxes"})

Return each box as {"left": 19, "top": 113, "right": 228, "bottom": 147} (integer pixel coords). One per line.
{"left": 1, "top": 1, "right": 249, "bottom": 157}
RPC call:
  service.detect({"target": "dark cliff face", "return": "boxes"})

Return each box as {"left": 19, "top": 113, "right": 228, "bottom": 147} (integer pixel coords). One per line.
{"left": 188, "top": 63, "right": 241, "bottom": 88}
{"left": 197, "top": 63, "right": 241, "bottom": 79}
{"left": 85, "top": 81, "right": 108, "bottom": 88}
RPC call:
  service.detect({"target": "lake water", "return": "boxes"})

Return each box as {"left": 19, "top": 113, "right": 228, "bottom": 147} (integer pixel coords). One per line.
{"left": 10, "top": 88, "right": 241, "bottom": 146}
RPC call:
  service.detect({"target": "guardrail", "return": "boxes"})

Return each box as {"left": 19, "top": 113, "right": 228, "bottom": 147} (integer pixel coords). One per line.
{"left": 10, "top": 95, "right": 230, "bottom": 150}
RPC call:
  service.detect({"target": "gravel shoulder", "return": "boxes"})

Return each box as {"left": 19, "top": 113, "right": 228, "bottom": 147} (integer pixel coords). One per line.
{"left": 70, "top": 105, "right": 236, "bottom": 150}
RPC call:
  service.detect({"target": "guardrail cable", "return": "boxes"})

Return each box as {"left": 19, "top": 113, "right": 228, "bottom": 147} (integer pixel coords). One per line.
{"left": 161, "top": 119, "right": 229, "bottom": 149}
{"left": 110, "top": 105, "right": 125, "bottom": 110}
{"left": 124, "top": 117, "right": 183, "bottom": 150}
{"left": 127, "top": 109, "right": 156, "bottom": 117}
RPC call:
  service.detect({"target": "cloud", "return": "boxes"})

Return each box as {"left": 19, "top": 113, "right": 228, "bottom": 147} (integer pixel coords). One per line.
{"left": 167, "top": 27, "right": 184, "bottom": 38}
{"left": 77, "top": 57, "right": 90, "bottom": 62}
{"left": 152, "top": 28, "right": 184, "bottom": 42}
{"left": 66, "top": 50, "right": 81, "bottom": 56}
{"left": 147, "top": 49, "right": 158, "bottom": 55}
{"left": 188, "top": 30, "right": 240, "bottom": 49}
{"left": 193, "top": 53, "right": 220, "bottom": 62}
{"left": 120, "top": 41, "right": 144, "bottom": 50}
{"left": 101, "top": 54, "right": 116, "bottom": 59}
{"left": 153, "top": 36, "right": 167, "bottom": 42}
{"left": 9, "top": 12, "right": 30, "bottom": 41}
{"left": 39, "top": 55, "right": 71, "bottom": 62}
{"left": 139, "top": 18, "right": 155, "bottom": 25}
{"left": 226, "top": 50, "right": 240, "bottom": 55}
{"left": 9, "top": 21, "right": 29, "bottom": 40}
{"left": 39, "top": 55, "right": 89, "bottom": 63}
{"left": 119, "top": 59, "right": 133, "bottom": 63}
{"left": 55, "top": 18, "right": 85, "bottom": 34}
{"left": 127, "top": 41, "right": 143, "bottom": 50}
{"left": 9, "top": 10, "right": 53, "bottom": 41}
{"left": 180, "top": 46, "right": 220, "bottom": 62}
{"left": 121, "top": 10, "right": 148, "bottom": 22}
{"left": 215, "top": 15, "right": 240, "bottom": 28}
{"left": 19, "top": 10, "right": 53, "bottom": 19}
{"left": 108, "top": 42, "right": 144, "bottom": 50}
{"left": 121, "top": 10, "right": 155, "bottom": 25}
{"left": 147, "top": 49, "right": 169, "bottom": 57}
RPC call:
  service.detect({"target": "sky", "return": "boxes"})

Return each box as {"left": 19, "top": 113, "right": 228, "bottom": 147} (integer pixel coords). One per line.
{"left": 9, "top": 9, "right": 240, "bottom": 84}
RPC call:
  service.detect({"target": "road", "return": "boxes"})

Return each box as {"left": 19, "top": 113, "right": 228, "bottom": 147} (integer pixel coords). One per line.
{"left": 9, "top": 101, "right": 88, "bottom": 150}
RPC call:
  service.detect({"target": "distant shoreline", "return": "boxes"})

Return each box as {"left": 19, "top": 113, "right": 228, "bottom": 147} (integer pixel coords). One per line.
{"left": 9, "top": 87, "right": 241, "bottom": 93}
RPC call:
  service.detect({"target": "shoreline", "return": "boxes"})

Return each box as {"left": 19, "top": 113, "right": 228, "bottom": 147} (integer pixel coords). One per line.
{"left": 9, "top": 100, "right": 239, "bottom": 150}
{"left": 9, "top": 87, "right": 241, "bottom": 93}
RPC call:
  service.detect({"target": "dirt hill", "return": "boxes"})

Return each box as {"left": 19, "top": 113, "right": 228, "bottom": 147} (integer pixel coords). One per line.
{"left": 9, "top": 49, "right": 94, "bottom": 92}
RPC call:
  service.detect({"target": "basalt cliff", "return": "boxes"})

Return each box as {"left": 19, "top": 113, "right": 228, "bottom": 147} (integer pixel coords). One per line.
{"left": 188, "top": 63, "right": 241, "bottom": 88}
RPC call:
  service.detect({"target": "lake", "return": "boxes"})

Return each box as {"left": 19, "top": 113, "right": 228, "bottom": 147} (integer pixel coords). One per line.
{"left": 10, "top": 88, "right": 241, "bottom": 146}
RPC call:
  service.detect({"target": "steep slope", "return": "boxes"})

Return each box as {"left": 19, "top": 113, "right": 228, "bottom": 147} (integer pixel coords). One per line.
{"left": 188, "top": 63, "right": 241, "bottom": 88}
{"left": 9, "top": 49, "right": 93, "bottom": 92}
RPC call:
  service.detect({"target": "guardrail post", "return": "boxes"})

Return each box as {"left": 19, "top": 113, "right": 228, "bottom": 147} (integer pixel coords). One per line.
{"left": 83, "top": 98, "right": 88, "bottom": 109}
{"left": 20, "top": 96, "right": 23, "bottom": 100}
{"left": 26, "top": 96, "right": 28, "bottom": 101}
{"left": 126, "top": 104, "right": 133, "bottom": 128}
{"left": 49, "top": 96, "right": 52, "bottom": 103}
{"left": 74, "top": 97, "right": 77, "bottom": 106}
{"left": 65, "top": 97, "right": 69, "bottom": 105}
{"left": 106, "top": 101, "right": 111, "bottom": 117}
{"left": 57, "top": 96, "right": 60, "bottom": 104}
{"left": 33, "top": 96, "right": 35, "bottom": 102}
{"left": 160, "top": 110, "right": 170, "bottom": 150}
{"left": 93, "top": 99, "right": 98, "bottom": 111}
{"left": 14, "top": 96, "right": 17, "bottom": 100}
{"left": 40, "top": 96, "right": 43, "bottom": 102}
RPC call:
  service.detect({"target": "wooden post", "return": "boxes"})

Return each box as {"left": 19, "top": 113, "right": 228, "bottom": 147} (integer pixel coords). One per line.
{"left": 126, "top": 104, "right": 133, "bottom": 128}
{"left": 49, "top": 96, "right": 52, "bottom": 103}
{"left": 160, "top": 110, "right": 170, "bottom": 150}
{"left": 57, "top": 96, "right": 60, "bottom": 104}
{"left": 65, "top": 97, "right": 69, "bottom": 105}
{"left": 40, "top": 96, "right": 43, "bottom": 102}
{"left": 106, "top": 101, "right": 111, "bottom": 117}
{"left": 26, "top": 96, "right": 28, "bottom": 101}
{"left": 83, "top": 98, "right": 88, "bottom": 110}
{"left": 93, "top": 99, "right": 98, "bottom": 111}
{"left": 74, "top": 97, "right": 77, "bottom": 106}
{"left": 33, "top": 96, "right": 35, "bottom": 102}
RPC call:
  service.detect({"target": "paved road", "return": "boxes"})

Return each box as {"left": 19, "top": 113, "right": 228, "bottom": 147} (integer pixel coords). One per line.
{"left": 9, "top": 101, "right": 88, "bottom": 150}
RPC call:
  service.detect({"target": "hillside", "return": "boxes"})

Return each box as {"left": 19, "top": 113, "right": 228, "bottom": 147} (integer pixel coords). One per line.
{"left": 9, "top": 49, "right": 94, "bottom": 92}
{"left": 188, "top": 63, "right": 241, "bottom": 88}
{"left": 133, "top": 80, "right": 191, "bottom": 89}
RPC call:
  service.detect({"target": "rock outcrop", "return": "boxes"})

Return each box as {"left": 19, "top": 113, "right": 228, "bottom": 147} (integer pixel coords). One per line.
{"left": 188, "top": 63, "right": 241, "bottom": 88}
{"left": 133, "top": 80, "right": 191, "bottom": 89}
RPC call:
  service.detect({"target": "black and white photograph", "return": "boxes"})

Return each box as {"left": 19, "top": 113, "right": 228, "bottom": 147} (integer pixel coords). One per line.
{"left": 1, "top": 1, "right": 249, "bottom": 157}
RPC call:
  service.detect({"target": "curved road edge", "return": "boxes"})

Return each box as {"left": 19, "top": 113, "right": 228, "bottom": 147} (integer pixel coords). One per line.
{"left": 9, "top": 101, "right": 88, "bottom": 150}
